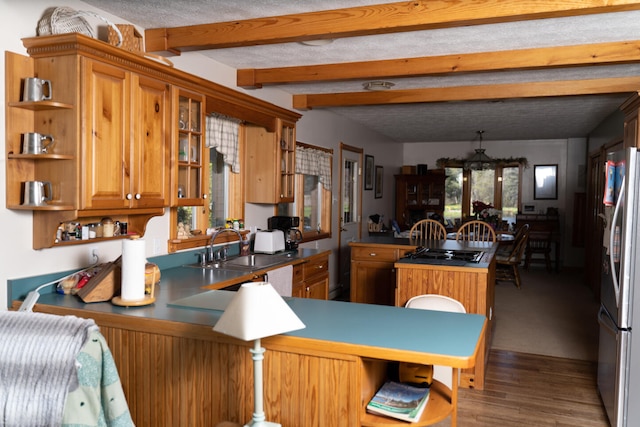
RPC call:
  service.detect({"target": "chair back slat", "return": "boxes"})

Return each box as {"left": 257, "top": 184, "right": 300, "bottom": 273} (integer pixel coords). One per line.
{"left": 409, "top": 219, "right": 446, "bottom": 245}
{"left": 456, "top": 220, "right": 496, "bottom": 243}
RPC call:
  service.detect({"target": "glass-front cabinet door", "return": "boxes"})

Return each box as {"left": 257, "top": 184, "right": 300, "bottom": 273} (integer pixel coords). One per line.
{"left": 173, "top": 89, "right": 205, "bottom": 206}
{"left": 279, "top": 119, "right": 296, "bottom": 202}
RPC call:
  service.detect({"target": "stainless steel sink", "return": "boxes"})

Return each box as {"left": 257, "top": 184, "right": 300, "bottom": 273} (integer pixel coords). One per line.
{"left": 225, "top": 253, "right": 292, "bottom": 268}
{"left": 184, "top": 252, "right": 295, "bottom": 272}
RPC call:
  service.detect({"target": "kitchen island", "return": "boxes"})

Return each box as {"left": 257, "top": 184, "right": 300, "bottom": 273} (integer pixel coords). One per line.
{"left": 11, "top": 250, "right": 486, "bottom": 427}
{"left": 350, "top": 236, "right": 497, "bottom": 390}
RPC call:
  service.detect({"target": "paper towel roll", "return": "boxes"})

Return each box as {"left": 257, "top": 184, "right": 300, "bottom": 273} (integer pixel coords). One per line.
{"left": 121, "top": 238, "right": 146, "bottom": 301}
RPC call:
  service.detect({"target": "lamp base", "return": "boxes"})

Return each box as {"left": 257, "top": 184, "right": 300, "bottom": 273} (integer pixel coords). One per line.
{"left": 244, "top": 422, "right": 281, "bottom": 427}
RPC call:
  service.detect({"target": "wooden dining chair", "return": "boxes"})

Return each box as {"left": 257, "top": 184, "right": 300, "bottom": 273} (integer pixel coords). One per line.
{"left": 409, "top": 219, "right": 446, "bottom": 245}
{"left": 495, "top": 226, "right": 530, "bottom": 288}
{"left": 405, "top": 295, "right": 466, "bottom": 390}
{"left": 525, "top": 224, "right": 554, "bottom": 272}
{"left": 456, "top": 220, "right": 497, "bottom": 243}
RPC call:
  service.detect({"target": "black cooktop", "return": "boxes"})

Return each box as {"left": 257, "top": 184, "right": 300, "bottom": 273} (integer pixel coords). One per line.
{"left": 403, "top": 247, "right": 485, "bottom": 263}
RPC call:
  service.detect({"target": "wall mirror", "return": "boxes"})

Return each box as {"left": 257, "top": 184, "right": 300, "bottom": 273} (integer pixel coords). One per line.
{"left": 534, "top": 164, "right": 558, "bottom": 200}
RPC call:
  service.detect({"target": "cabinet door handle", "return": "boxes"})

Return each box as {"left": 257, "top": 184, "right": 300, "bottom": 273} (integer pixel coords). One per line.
{"left": 369, "top": 252, "right": 377, "bottom": 257}
{"left": 135, "top": 193, "right": 141, "bottom": 200}
{"left": 202, "top": 194, "right": 208, "bottom": 199}
{"left": 126, "top": 193, "right": 133, "bottom": 200}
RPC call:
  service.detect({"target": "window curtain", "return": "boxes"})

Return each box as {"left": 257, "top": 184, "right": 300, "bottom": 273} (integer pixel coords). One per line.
{"left": 296, "top": 145, "right": 332, "bottom": 190}
{"left": 206, "top": 114, "right": 241, "bottom": 173}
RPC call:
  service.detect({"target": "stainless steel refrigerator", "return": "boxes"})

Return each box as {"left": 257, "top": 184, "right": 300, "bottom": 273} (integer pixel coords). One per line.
{"left": 598, "top": 147, "right": 640, "bottom": 427}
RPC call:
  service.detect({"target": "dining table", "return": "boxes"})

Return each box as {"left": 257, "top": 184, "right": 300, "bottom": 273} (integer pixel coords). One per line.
{"left": 446, "top": 232, "right": 514, "bottom": 242}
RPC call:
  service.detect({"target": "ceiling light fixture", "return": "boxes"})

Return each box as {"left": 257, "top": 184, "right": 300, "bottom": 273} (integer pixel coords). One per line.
{"left": 363, "top": 81, "right": 395, "bottom": 91}
{"left": 299, "top": 39, "right": 334, "bottom": 46}
{"left": 464, "top": 130, "right": 495, "bottom": 171}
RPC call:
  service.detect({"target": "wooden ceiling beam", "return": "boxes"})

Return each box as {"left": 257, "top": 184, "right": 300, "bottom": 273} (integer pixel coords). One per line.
{"left": 238, "top": 40, "right": 640, "bottom": 88}
{"left": 145, "top": 0, "right": 640, "bottom": 54}
{"left": 292, "top": 77, "right": 640, "bottom": 109}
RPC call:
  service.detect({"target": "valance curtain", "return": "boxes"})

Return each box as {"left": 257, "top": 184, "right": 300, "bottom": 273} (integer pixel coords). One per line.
{"left": 295, "top": 145, "right": 332, "bottom": 190}
{"left": 205, "top": 114, "right": 241, "bottom": 173}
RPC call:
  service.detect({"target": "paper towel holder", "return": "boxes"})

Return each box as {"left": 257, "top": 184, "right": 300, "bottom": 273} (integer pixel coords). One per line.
{"left": 112, "top": 283, "right": 156, "bottom": 306}
{"left": 112, "top": 236, "right": 157, "bottom": 307}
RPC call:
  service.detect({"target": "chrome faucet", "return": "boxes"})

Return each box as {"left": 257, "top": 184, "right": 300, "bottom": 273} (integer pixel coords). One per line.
{"left": 209, "top": 228, "right": 243, "bottom": 262}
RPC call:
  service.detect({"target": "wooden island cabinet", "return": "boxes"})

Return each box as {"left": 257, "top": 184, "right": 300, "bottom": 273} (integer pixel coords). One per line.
{"left": 350, "top": 237, "right": 496, "bottom": 390}
{"left": 20, "top": 260, "right": 484, "bottom": 427}
{"left": 395, "top": 255, "right": 496, "bottom": 390}
{"left": 350, "top": 242, "right": 410, "bottom": 306}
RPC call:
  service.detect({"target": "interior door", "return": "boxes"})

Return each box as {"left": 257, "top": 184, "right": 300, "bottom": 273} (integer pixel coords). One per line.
{"left": 338, "top": 144, "right": 363, "bottom": 298}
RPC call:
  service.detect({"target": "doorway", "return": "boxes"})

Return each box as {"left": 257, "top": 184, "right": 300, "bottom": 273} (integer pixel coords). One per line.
{"left": 338, "top": 143, "right": 363, "bottom": 299}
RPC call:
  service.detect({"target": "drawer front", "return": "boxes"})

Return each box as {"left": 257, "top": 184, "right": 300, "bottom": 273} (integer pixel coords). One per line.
{"left": 304, "top": 255, "right": 329, "bottom": 281}
{"left": 351, "top": 246, "right": 398, "bottom": 262}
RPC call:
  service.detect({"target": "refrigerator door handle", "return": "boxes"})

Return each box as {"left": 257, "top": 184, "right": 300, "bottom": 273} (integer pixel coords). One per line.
{"left": 610, "top": 176, "right": 625, "bottom": 307}
{"left": 599, "top": 304, "right": 619, "bottom": 332}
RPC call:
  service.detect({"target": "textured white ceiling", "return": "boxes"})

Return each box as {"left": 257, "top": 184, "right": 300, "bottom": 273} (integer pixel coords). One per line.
{"left": 81, "top": 0, "right": 640, "bottom": 143}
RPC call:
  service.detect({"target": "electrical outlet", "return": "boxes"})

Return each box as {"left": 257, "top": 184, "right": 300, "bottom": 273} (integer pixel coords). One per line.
{"left": 89, "top": 247, "right": 99, "bottom": 264}
{"left": 153, "top": 239, "right": 163, "bottom": 255}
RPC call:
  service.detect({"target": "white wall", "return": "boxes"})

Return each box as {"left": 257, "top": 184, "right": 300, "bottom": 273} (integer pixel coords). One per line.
{"left": 0, "top": 0, "right": 399, "bottom": 307}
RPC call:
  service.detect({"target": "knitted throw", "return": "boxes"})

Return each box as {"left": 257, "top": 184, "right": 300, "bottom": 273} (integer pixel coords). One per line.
{"left": 0, "top": 311, "right": 96, "bottom": 426}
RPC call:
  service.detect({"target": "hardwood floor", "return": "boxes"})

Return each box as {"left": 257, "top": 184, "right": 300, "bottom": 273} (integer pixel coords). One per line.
{"left": 437, "top": 350, "right": 609, "bottom": 427}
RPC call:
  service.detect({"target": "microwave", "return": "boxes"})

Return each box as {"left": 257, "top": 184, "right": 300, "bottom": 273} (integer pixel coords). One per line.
{"left": 267, "top": 216, "right": 300, "bottom": 231}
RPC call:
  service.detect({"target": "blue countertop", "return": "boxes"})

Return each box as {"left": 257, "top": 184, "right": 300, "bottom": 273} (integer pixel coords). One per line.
{"left": 14, "top": 247, "right": 486, "bottom": 366}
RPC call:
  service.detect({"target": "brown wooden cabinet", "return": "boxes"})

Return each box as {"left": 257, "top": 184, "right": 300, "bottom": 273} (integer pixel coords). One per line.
{"left": 172, "top": 88, "right": 205, "bottom": 205}
{"left": 5, "top": 52, "right": 77, "bottom": 212}
{"left": 245, "top": 118, "right": 296, "bottom": 203}
{"left": 350, "top": 245, "right": 400, "bottom": 305}
{"left": 7, "top": 33, "right": 301, "bottom": 249}
{"left": 395, "top": 171, "right": 446, "bottom": 230}
{"left": 394, "top": 259, "right": 496, "bottom": 390}
{"left": 81, "top": 59, "right": 170, "bottom": 210}
{"left": 292, "top": 252, "right": 329, "bottom": 299}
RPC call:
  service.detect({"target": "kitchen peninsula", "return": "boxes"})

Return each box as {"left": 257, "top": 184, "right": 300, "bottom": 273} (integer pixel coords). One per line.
{"left": 11, "top": 248, "right": 485, "bottom": 427}
{"left": 350, "top": 236, "right": 497, "bottom": 390}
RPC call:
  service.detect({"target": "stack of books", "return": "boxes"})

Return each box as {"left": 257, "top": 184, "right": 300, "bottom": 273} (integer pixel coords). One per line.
{"left": 366, "top": 380, "right": 430, "bottom": 423}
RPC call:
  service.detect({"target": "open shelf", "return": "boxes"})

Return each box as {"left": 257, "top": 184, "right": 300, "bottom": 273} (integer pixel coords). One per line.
{"left": 8, "top": 153, "right": 75, "bottom": 160}
{"left": 8, "top": 203, "right": 76, "bottom": 211}
{"left": 361, "top": 380, "right": 452, "bottom": 427}
{"left": 8, "top": 100, "right": 73, "bottom": 110}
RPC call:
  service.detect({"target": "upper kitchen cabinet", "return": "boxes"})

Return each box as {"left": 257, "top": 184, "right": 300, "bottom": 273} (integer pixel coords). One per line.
{"left": 8, "top": 33, "right": 300, "bottom": 248}
{"left": 245, "top": 118, "right": 296, "bottom": 204}
{"left": 81, "top": 59, "right": 170, "bottom": 210}
{"left": 172, "top": 88, "right": 205, "bottom": 206}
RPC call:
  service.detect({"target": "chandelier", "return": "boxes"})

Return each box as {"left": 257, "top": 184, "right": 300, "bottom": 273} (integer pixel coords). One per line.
{"left": 464, "top": 130, "right": 495, "bottom": 171}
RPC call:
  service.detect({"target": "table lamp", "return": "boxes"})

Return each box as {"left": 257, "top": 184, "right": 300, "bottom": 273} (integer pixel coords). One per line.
{"left": 213, "top": 282, "right": 305, "bottom": 427}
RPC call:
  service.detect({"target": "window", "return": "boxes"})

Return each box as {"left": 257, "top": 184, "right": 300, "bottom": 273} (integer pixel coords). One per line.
{"left": 444, "top": 167, "right": 463, "bottom": 222}
{"left": 444, "top": 163, "right": 522, "bottom": 226}
{"left": 169, "top": 147, "right": 243, "bottom": 252}
{"left": 277, "top": 142, "right": 332, "bottom": 242}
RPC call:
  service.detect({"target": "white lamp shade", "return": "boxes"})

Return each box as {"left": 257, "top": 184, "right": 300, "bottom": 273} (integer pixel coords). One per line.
{"left": 213, "top": 282, "right": 305, "bottom": 341}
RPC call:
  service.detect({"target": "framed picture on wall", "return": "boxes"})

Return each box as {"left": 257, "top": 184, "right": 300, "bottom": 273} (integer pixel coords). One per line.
{"left": 534, "top": 164, "right": 558, "bottom": 200}
{"left": 375, "top": 165, "right": 383, "bottom": 198}
{"left": 365, "top": 155, "right": 374, "bottom": 190}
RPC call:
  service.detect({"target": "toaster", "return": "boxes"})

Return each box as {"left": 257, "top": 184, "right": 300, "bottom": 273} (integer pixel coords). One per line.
{"left": 253, "top": 230, "right": 286, "bottom": 254}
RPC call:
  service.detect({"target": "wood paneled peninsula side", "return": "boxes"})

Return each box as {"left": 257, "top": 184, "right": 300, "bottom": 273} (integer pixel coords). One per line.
{"left": 10, "top": 249, "right": 485, "bottom": 427}
{"left": 349, "top": 236, "right": 497, "bottom": 390}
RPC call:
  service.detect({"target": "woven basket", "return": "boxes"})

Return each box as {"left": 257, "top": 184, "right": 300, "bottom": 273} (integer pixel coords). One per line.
{"left": 37, "top": 6, "right": 122, "bottom": 46}
{"left": 108, "top": 24, "right": 143, "bottom": 53}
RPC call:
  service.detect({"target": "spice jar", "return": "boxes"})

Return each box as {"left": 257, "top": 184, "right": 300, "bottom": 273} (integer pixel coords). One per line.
{"left": 102, "top": 217, "right": 115, "bottom": 237}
